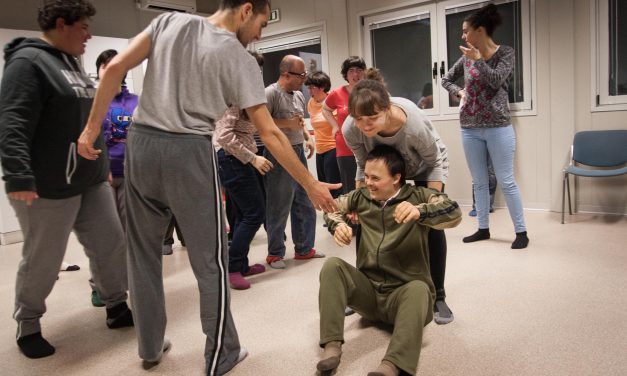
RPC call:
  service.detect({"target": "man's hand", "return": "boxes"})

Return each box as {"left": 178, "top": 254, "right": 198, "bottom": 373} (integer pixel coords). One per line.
{"left": 305, "top": 137, "right": 315, "bottom": 159}
{"left": 77, "top": 126, "right": 102, "bottom": 160}
{"left": 394, "top": 201, "right": 421, "bottom": 223}
{"left": 108, "top": 172, "right": 113, "bottom": 184}
{"left": 333, "top": 223, "right": 353, "bottom": 247}
{"left": 251, "top": 155, "right": 274, "bottom": 175}
{"left": 306, "top": 181, "right": 342, "bottom": 212}
{"left": 8, "top": 191, "right": 39, "bottom": 206}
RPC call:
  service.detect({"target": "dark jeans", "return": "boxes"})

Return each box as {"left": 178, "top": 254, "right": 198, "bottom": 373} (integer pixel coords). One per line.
{"left": 316, "top": 148, "right": 342, "bottom": 198}
{"left": 414, "top": 181, "right": 447, "bottom": 300}
{"left": 337, "top": 155, "right": 357, "bottom": 194}
{"left": 217, "top": 149, "right": 265, "bottom": 274}
{"left": 164, "top": 216, "right": 185, "bottom": 246}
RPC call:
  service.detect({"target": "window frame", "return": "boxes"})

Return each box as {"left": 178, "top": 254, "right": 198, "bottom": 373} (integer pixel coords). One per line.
{"left": 359, "top": 0, "right": 537, "bottom": 120}
{"left": 249, "top": 23, "right": 328, "bottom": 122}
{"left": 363, "top": 4, "right": 440, "bottom": 116}
{"left": 591, "top": 0, "right": 627, "bottom": 111}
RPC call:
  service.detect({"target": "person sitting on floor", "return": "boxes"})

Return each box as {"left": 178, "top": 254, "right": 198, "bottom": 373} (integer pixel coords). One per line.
{"left": 317, "top": 145, "right": 461, "bottom": 376}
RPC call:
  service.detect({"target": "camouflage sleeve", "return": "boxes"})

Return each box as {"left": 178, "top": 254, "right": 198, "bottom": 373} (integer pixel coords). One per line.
{"left": 414, "top": 188, "right": 462, "bottom": 230}
{"left": 323, "top": 192, "right": 355, "bottom": 233}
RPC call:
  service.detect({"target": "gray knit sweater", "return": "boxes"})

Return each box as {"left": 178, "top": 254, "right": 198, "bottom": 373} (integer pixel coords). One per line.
{"left": 442, "top": 45, "right": 514, "bottom": 128}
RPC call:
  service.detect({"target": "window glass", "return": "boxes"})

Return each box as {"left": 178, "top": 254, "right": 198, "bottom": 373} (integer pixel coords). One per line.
{"left": 370, "top": 15, "right": 433, "bottom": 108}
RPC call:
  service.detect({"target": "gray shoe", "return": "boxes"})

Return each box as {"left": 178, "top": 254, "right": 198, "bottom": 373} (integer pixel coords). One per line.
{"left": 207, "top": 347, "right": 248, "bottom": 375}
{"left": 433, "top": 300, "right": 454, "bottom": 325}
{"left": 269, "top": 259, "right": 286, "bottom": 269}
{"left": 162, "top": 244, "right": 173, "bottom": 255}
{"left": 142, "top": 337, "right": 171, "bottom": 370}
{"left": 344, "top": 307, "right": 355, "bottom": 316}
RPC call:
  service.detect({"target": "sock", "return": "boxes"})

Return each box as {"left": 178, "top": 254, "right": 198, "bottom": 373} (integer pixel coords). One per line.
{"left": 17, "top": 332, "right": 55, "bottom": 359}
{"left": 367, "top": 360, "right": 400, "bottom": 376}
{"left": 317, "top": 341, "right": 342, "bottom": 372}
{"left": 463, "top": 228, "right": 490, "bottom": 243}
{"left": 106, "top": 302, "right": 134, "bottom": 329}
{"left": 511, "top": 231, "right": 529, "bottom": 249}
{"left": 433, "top": 299, "right": 454, "bottom": 325}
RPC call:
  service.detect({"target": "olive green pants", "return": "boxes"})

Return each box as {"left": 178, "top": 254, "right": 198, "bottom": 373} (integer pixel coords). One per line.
{"left": 319, "top": 257, "right": 433, "bottom": 375}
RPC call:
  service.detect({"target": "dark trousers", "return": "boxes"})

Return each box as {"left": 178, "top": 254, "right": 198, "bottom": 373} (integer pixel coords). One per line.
{"left": 163, "top": 216, "right": 185, "bottom": 246}
{"left": 217, "top": 149, "right": 265, "bottom": 274}
{"left": 337, "top": 155, "right": 357, "bottom": 194}
{"left": 414, "top": 181, "right": 447, "bottom": 300}
{"left": 316, "top": 148, "right": 342, "bottom": 198}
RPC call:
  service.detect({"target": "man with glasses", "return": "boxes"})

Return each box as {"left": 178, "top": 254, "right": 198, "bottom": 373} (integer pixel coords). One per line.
{"left": 263, "top": 55, "right": 322, "bottom": 269}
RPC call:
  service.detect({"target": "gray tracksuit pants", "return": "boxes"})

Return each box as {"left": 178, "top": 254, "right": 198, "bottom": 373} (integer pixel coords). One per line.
{"left": 10, "top": 181, "right": 128, "bottom": 338}
{"left": 125, "top": 124, "right": 240, "bottom": 375}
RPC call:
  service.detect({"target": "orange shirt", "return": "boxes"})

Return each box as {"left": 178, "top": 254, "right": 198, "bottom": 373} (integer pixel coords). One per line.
{"left": 308, "top": 97, "right": 336, "bottom": 154}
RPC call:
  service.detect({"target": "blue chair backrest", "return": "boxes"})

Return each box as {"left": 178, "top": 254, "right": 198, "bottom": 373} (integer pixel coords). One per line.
{"left": 572, "top": 130, "right": 627, "bottom": 167}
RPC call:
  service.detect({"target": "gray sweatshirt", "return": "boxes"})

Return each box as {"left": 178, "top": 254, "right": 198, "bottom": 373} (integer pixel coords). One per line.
{"left": 441, "top": 45, "right": 514, "bottom": 128}
{"left": 343, "top": 97, "right": 448, "bottom": 184}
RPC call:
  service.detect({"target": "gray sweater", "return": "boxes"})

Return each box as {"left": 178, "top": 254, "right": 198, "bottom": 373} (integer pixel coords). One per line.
{"left": 343, "top": 97, "right": 448, "bottom": 183}
{"left": 442, "top": 45, "right": 514, "bottom": 128}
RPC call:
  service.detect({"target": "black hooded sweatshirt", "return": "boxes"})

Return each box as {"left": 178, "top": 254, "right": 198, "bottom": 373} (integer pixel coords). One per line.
{"left": 0, "top": 37, "right": 108, "bottom": 199}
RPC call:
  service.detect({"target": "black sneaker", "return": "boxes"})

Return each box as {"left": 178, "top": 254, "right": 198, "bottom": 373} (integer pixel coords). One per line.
{"left": 17, "top": 332, "right": 55, "bottom": 359}
{"left": 106, "top": 302, "right": 134, "bottom": 329}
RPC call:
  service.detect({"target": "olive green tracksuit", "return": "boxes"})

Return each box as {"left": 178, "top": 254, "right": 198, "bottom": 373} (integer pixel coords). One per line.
{"left": 320, "top": 184, "right": 462, "bottom": 375}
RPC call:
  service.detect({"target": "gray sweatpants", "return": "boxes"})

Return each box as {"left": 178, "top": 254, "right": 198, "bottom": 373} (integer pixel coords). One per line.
{"left": 125, "top": 124, "right": 240, "bottom": 375}
{"left": 10, "top": 181, "right": 128, "bottom": 338}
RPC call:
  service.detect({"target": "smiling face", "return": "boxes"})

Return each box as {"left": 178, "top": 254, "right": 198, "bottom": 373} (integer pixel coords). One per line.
{"left": 364, "top": 158, "right": 401, "bottom": 201}
{"left": 59, "top": 17, "right": 91, "bottom": 56}
{"left": 353, "top": 107, "right": 389, "bottom": 137}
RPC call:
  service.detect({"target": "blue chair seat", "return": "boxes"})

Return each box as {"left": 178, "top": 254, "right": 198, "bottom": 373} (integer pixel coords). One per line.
{"left": 565, "top": 165, "right": 627, "bottom": 178}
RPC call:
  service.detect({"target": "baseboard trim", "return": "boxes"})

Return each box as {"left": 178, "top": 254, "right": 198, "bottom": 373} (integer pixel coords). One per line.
{"left": 0, "top": 230, "right": 23, "bottom": 245}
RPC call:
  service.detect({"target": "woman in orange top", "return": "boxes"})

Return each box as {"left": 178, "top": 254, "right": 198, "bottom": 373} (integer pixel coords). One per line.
{"left": 306, "top": 71, "right": 342, "bottom": 198}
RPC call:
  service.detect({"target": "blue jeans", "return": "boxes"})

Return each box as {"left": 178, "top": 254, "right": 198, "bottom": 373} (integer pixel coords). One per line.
{"left": 461, "top": 125, "right": 526, "bottom": 233}
{"left": 471, "top": 152, "right": 497, "bottom": 210}
{"left": 217, "top": 149, "right": 265, "bottom": 274}
{"left": 316, "top": 148, "right": 342, "bottom": 198}
{"left": 264, "top": 144, "right": 316, "bottom": 257}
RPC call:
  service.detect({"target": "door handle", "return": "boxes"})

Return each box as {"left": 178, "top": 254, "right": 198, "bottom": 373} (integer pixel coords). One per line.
{"left": 440, "top": 61, "right": 445, "bottom": 78}
{"left": 432, "top": 62, "right": 438, "bottom": 79}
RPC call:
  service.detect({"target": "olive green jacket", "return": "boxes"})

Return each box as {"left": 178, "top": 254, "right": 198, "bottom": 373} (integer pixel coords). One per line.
{"left": 324, "top": 184, "right": 462, "bottom": 298}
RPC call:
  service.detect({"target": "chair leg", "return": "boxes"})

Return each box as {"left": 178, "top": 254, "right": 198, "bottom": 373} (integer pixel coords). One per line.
{"left": 566, "top": 174, "right": 572, "bottom": 215}
{"left": 561, "top": 173, "right": 566, "bottom": 224}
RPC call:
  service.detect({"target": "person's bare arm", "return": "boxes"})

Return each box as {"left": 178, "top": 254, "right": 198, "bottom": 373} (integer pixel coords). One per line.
{"left": 246, "top": 104, "right": 340, "bottom": 212}
{"left": 321, "top": 103, "right": 339, "bottom": 137}
{"left": 78, "top": 32, "right": 152, "bottom": 160}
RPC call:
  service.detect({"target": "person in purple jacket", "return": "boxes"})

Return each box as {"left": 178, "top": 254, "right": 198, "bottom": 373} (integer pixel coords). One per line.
{"left": 97, "top": 49, "right": 138, "bottom": 224}
{"left": 88, "top": 49, "right": 138, "bottom": 307}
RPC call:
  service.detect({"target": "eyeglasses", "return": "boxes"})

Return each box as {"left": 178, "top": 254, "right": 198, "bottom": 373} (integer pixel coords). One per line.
{"left": 287, "top": 71, "right": 307, "bottom": 78}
